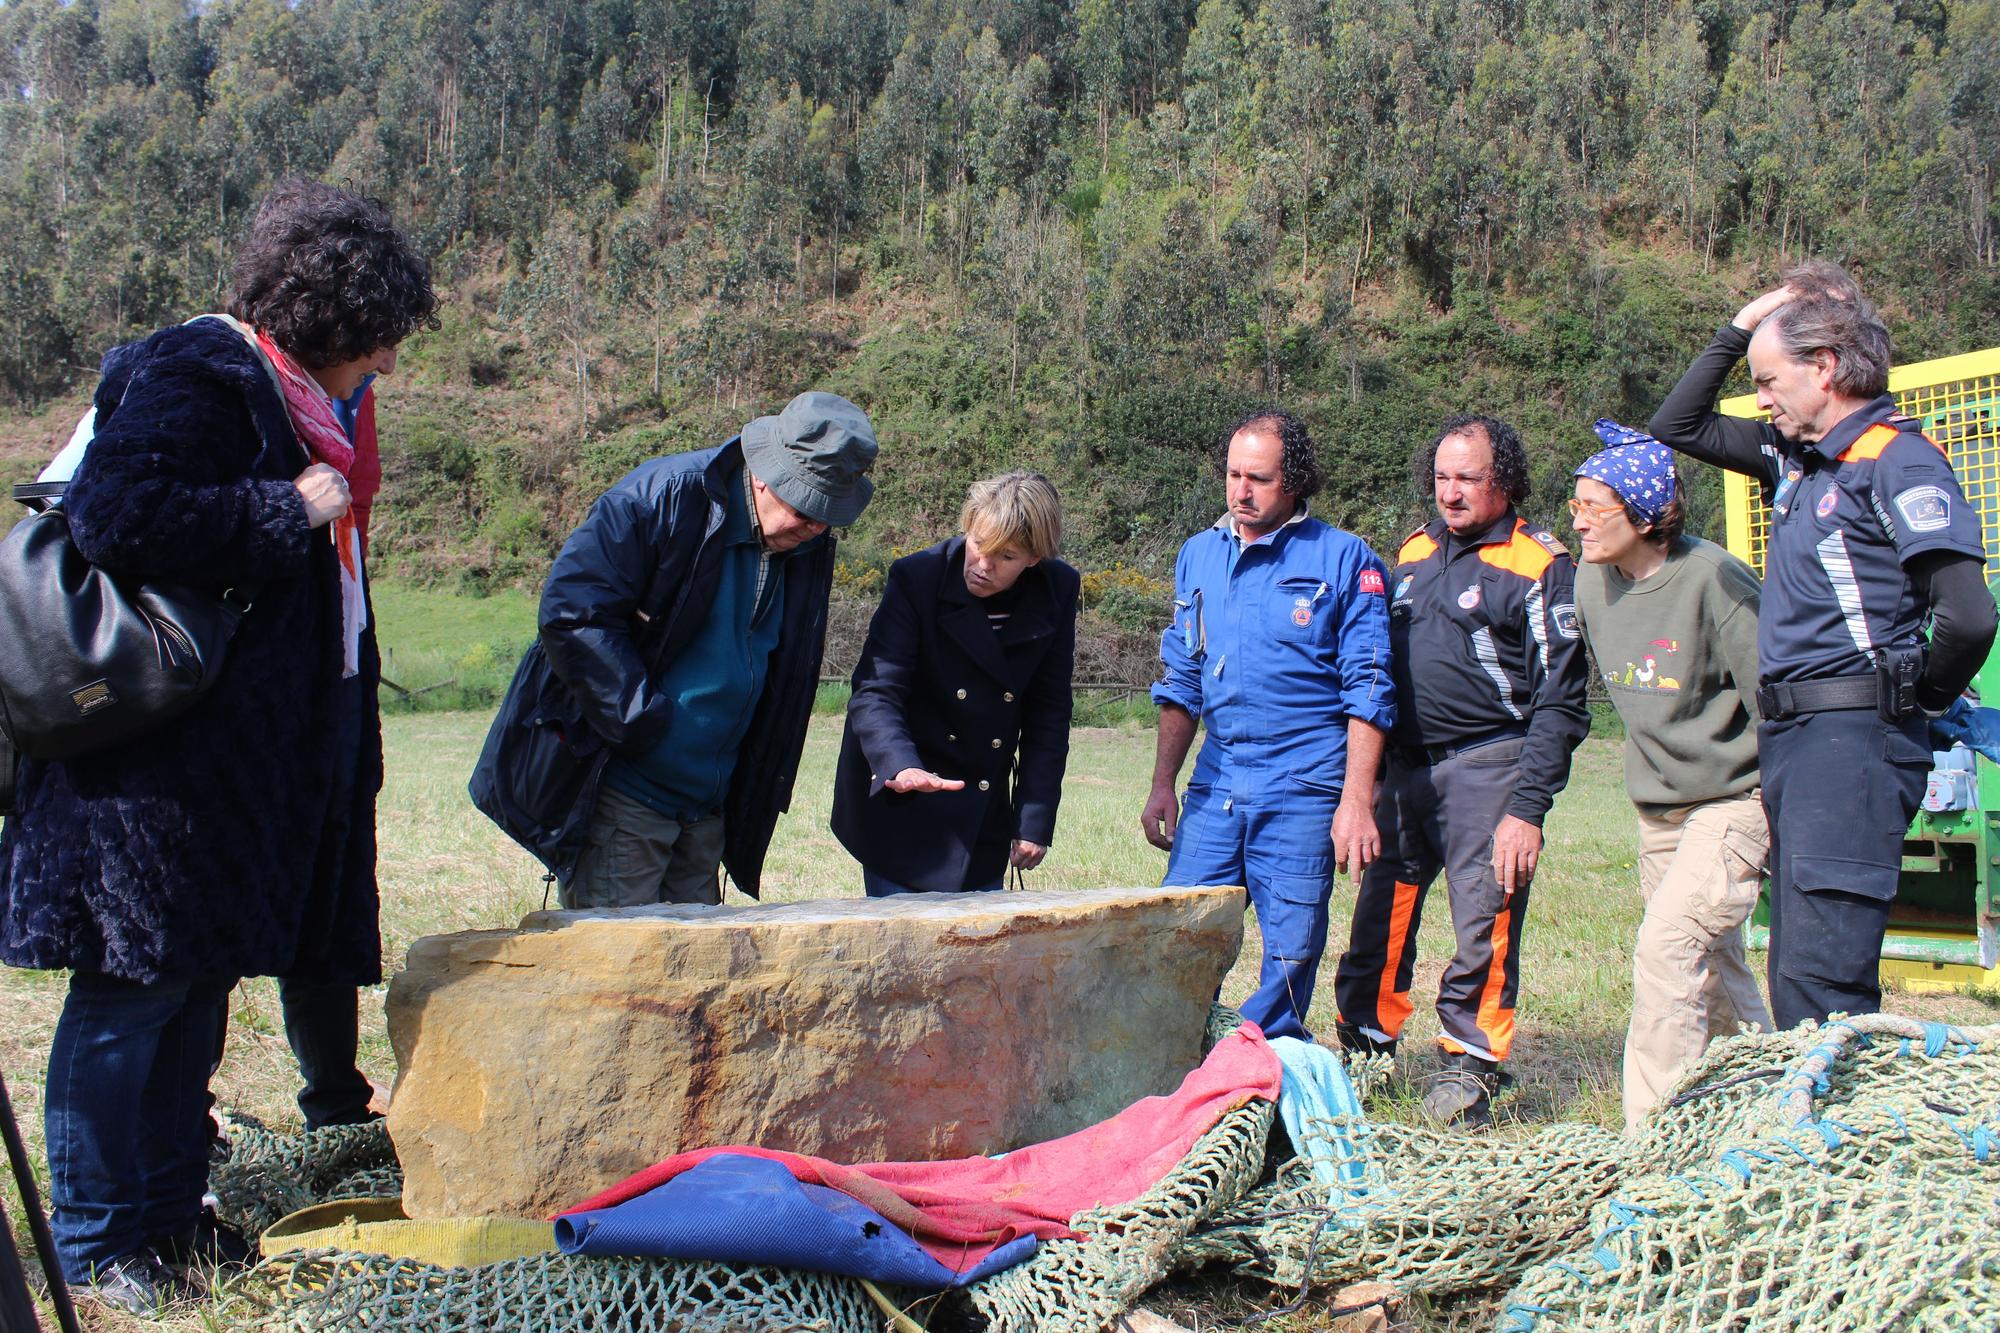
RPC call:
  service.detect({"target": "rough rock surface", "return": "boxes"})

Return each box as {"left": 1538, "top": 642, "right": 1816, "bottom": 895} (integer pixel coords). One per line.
{"left": 387, "top": 885, "right": 1245, "bottom": 1219}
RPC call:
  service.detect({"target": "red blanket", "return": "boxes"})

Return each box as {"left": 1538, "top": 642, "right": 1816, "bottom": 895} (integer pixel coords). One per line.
{"left": 560, "top": 1022, "right": 1280, "bottom": 1271}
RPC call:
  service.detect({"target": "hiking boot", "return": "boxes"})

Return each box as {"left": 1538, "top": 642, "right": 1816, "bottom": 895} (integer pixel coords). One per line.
{"left": 1335, "top": 1022, "right": 1398, "bottom": 1059}
{"left": 72, "top": 1248, "right": 190, "bottom": 1318}
{"left": 1421, "top": 1051, "right": 1510, "bottom": 1127}
{"left": 153, "top": 1206, "right": 255, "bottom": 1287}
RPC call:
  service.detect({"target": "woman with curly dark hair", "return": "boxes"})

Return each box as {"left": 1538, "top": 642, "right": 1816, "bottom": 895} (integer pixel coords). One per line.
{"left": 0, "top": 180, "right": 436, "bottom": 1315}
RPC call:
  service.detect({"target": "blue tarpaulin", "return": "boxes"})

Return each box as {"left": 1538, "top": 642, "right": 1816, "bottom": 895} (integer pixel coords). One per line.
{"left": 553, "top": 1153, "right": 1039, "bottom": 1289}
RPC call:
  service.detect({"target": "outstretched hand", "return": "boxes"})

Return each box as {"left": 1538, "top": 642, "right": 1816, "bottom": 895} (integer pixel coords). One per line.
{"left": 884, "top": 768, "right": 965, "bottom": 793}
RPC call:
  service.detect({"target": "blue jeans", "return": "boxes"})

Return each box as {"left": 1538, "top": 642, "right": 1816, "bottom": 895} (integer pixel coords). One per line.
{"left": 863, "top": 869, "right": 1003, "bottom": 897}
{"left": 45, "top": 972, "right": 230, "bottom": 1280}
{"left": 1163, "top": 782, "right": 1338, "bottom": 1042}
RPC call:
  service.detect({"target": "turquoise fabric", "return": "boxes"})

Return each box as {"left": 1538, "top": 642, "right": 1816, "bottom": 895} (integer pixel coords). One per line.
{"left": 1268, "top": 1035, "right": 1369, "bottom": 1188}
{"left": 606, "top": 472, "right": 787, "bottom": 819}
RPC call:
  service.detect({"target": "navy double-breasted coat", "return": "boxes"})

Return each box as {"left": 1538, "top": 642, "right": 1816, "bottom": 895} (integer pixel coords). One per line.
{"left": 830, "top": 537, "right": 1078, "bottom": 891}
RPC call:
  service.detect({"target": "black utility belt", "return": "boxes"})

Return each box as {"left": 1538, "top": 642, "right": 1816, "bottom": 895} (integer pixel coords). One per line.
{"left": 1399, "top": 725, "right": 1529, "bottom": 766}
{"left": 1757, "top": 647, "right": 1924, "bottom": 723}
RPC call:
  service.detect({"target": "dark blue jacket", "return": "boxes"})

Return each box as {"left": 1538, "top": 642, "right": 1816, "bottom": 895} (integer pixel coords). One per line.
{"left": 470, "top": 443, "right": 832, "bottom": 895}
{"left": 0, "top": 319, "right": 383, "bottom": 985}
{"left": 830, "top": 538, "right": 1078, "bottom": 891}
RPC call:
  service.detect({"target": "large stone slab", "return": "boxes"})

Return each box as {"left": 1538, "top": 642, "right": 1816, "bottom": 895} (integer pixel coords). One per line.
{"left": 386, "top": 885, "right": 1245, "bottom": 1220}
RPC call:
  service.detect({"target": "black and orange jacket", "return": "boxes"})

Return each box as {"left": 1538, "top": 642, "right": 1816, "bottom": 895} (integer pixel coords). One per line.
{"left": 1386, "top": 509, "right": 1591, "bottom": 824}
{"left": 1649, "top": 324, "right": 1988, "bottom": 687}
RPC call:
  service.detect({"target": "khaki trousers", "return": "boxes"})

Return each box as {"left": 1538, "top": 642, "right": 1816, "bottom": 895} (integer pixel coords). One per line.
{"left": 1624, "top": 791, "right": 1773, "bottom": 1132}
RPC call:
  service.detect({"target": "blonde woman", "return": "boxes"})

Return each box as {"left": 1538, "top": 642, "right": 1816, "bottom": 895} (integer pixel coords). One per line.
{"left": 832, "top": 472, "right": 1079, "bottom": 893}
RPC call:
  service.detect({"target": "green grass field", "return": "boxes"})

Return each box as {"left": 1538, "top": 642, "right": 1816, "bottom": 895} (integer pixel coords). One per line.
{"left": 4, "top": 649, "right": 1998, "bottom": 1330}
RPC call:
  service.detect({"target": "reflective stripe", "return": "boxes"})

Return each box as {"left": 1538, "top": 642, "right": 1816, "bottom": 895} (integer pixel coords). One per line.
{"left": 1814, "top": 529, "right": 1877, "bottom": 664}
{"left": 1524, "top": 579, "right": 1549, "bottom": 674}
{"left": 1438, "top": 1033, "right": 1502, "bottom": 1063}
{"left": 1470, "top": 626, "right": 1525, "bottom": 720}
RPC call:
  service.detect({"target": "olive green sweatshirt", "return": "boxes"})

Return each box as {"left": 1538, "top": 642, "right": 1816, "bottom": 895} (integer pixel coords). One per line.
{"left": 1575, "top": 536, "right": 1763, "bottom": 812}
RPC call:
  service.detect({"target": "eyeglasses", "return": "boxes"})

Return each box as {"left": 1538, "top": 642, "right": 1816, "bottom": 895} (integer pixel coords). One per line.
{"left": 1566, "top": 497, "right": 1628, "bottom": 522}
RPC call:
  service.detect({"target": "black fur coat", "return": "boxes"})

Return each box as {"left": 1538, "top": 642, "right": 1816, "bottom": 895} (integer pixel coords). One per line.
{"left": 0, "top": 318, "right": 383, "bottom": 985}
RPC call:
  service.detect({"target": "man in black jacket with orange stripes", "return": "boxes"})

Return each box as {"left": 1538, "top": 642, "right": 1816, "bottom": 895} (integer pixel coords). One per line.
{"left": 1334, "top": 415, "right": 1591, "bottom": 1125}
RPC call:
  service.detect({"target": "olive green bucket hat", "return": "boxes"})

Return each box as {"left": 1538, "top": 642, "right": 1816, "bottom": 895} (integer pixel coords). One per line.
{"left": 740, "top": 391, "right": 879, "bottom": 527}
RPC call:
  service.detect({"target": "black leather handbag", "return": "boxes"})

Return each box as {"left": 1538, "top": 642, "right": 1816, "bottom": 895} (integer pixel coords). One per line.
{"left": 0, "top": 481, "right": 252, "bottom": 771}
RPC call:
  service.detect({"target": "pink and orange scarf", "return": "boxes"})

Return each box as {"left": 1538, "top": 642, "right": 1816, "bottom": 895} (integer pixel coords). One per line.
{"left": 209, "top": 314, "right": 367, "bottom": 677}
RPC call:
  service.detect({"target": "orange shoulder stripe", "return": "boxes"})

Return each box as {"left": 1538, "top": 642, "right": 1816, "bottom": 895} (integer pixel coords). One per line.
{"left": 1838, "top": 423, "right": 1899, "bottom": 462}
{"left": 1476, "top": 522, "right": 1556, "bottom": 579}
{"left": 1839, "top": 421, "right": 1941, "bottom": 462}
{"left": 1397, "top": 532, "right": 1439, "bottom": 564}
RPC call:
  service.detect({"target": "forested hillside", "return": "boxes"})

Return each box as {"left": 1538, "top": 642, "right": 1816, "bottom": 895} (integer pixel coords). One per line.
{"left": 2, "top": 0, "right": 1997, "bottom": 604}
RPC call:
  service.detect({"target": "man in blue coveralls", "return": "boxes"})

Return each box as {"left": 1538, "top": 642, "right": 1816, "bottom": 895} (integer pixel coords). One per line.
{"left": 1142, "top": 408, "right": 1396, "bottom": 1041}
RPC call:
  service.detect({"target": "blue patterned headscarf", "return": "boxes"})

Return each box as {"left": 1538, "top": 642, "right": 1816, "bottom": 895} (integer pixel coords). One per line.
{"left": 1574, "top": 419, "right": 1677, "bottom": 525}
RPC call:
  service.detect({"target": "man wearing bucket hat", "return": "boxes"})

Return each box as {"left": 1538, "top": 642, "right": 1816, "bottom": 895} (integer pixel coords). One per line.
{"left": 1569, "top": 421, "right": 1774, "bottom": 1131}
{"left": 472, "top": 391, "right": 878, "bottom": 904}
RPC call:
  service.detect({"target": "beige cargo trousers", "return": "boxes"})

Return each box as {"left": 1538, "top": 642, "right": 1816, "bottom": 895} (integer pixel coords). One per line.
{"left": 1624, "top": 790, "right": 1774, "bottom": 1131}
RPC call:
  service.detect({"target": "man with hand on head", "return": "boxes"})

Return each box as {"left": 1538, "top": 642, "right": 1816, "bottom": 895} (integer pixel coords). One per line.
{"left": 1143, "top": 408, "right": 1396, "bottom": 1043}
{"left": 473, "top": 391, "right": 878, "bottom": 907}
{"left": 1648, "top": 261, "right": 1995, "bottom": 1029}
{"left": 1333, "top": 415, "right": 1590, "bottom": 1127}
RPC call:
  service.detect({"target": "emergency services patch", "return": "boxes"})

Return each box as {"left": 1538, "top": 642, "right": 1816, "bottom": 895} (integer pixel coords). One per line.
{"left": 1292, "top": 597, "right": 1313, "bottom": 626}
{"left": 1895, "top": 485, "right": 1952, "bottom": 533}
{"left": 1394, "top": 575, "right": 1414, "bottom": 602}
{"left": 1815, "top": 489, "right": 1839, "bottom": 519}
{"left": 1531, "top": 529, "right": 1567, "bottom": 556}
{"left": 1552, "top": 603, "right": 1580, "bottom": 639}
{"left": 1458, "top": 586, "right": 1481, "bottom": 610}
{"left": 1358, "top": 569, "right": 1385, "bottom": 596}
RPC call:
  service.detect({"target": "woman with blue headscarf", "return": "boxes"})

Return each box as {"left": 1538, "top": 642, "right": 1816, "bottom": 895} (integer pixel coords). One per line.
{"left": 1569, "top": 421, "right": 1774, "bottom": 1133}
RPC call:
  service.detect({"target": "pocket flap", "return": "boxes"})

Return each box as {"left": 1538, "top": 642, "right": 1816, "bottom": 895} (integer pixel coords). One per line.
{"left": 1791, "top": 853, "right": 1900, "bottom": 902}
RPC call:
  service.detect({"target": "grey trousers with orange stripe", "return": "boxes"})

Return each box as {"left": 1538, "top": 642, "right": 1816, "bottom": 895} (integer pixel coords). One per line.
{"left": 1334, "top": 736, "right": 1531, "bottom": 1063}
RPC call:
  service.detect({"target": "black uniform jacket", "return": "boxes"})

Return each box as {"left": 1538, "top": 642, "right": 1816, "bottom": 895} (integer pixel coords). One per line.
{"left": 1387, "top": 510, "right": 1591, "bottom": 825}
{"left": 830, "top": 537, "right": 1079, "bottom": 891}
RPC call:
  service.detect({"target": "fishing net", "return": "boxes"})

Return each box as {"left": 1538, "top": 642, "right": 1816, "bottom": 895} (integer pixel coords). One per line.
{"left": 214, "top": 1011, "right": 2000, "bottom": 1332}
{"left": 1496, "top": 1013, "right": 2000, "bottom": 1331}
{"left": 211, "top": 1114, "right": 405, "bottom": 1239}
{"left": 221, "top": 1006, "right": 1276, "bottom": 1333}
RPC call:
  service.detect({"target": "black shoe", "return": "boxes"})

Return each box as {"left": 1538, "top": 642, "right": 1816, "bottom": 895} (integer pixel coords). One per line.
{"left": 71, "top": 1248, "right": 190, "bottom": 1318}
{"left": 153, "top": 1206, "right": 255, "bottom": 1282}
{"left": 1421, "top": 1051, "right": 1510, "bottom": 1126}
{"left": 1335, "top": 1022, "right": 1398, "bottom": 1058}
